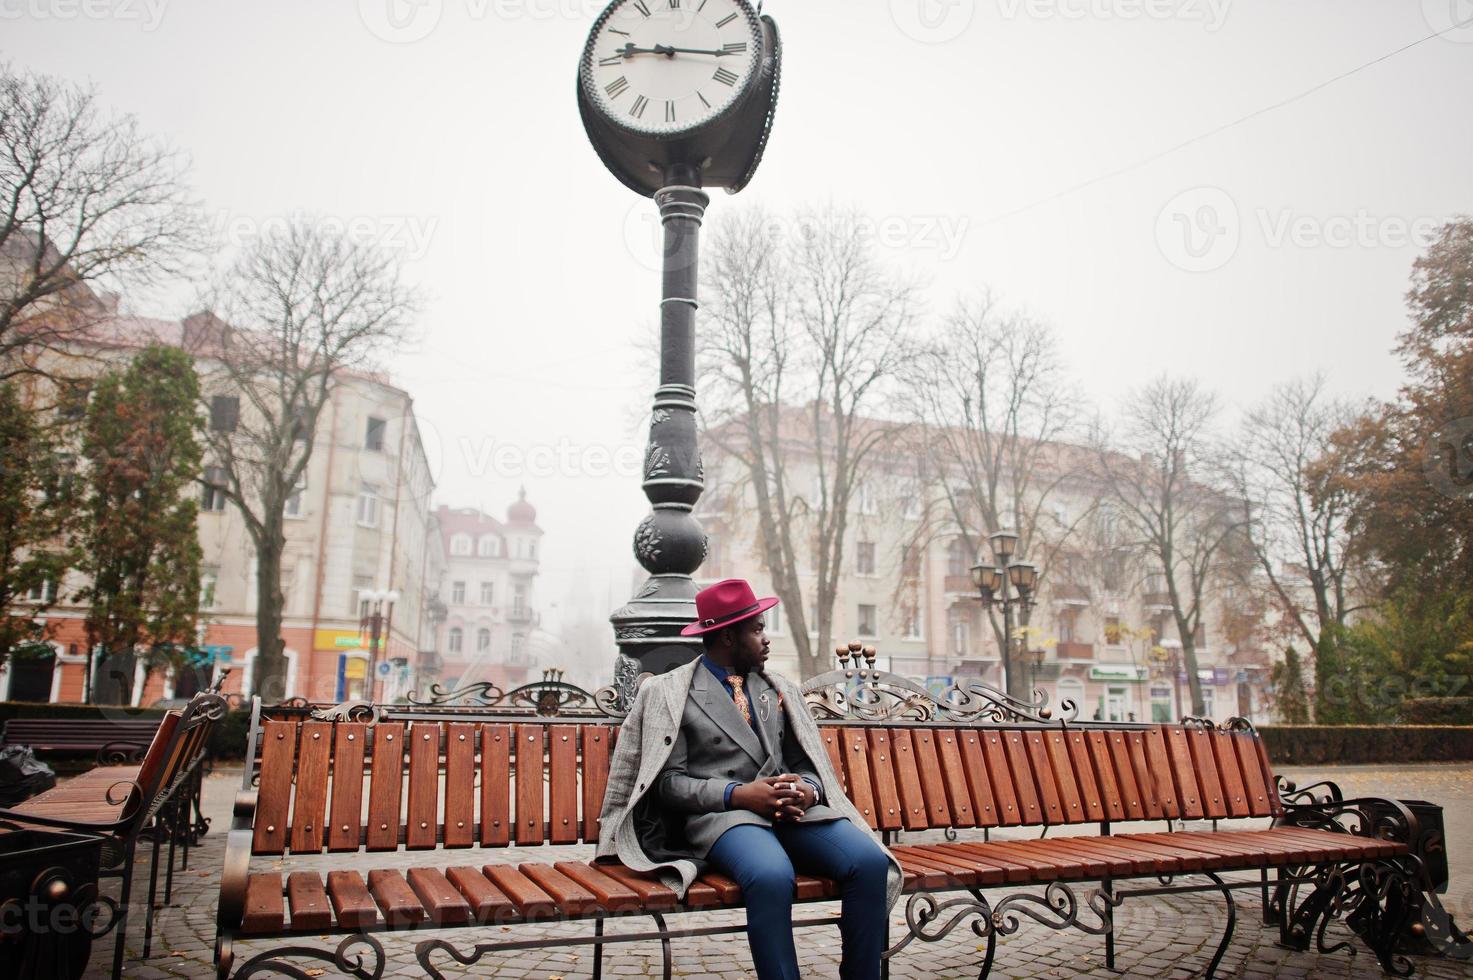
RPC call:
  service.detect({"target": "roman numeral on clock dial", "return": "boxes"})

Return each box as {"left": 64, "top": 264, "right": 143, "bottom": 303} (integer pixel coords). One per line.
{"left": 713, "top": 67, "right": 739, "bottom": 86}
{"left": 630, "top": 94, "right": 649, "bottom": 118}
{"left": 605, "top": 76, "right": 630, "bottom": 99}
{"left": 665, "top": 100, "right": 677, "bottom": 122}
{"left": 715, "top": 12, "right": 736, "bottom": 27}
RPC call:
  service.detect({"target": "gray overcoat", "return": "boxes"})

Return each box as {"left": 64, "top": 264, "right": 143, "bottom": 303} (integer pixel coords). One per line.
{"left": 595, "top": 657, "right": 902, "bottom": 911}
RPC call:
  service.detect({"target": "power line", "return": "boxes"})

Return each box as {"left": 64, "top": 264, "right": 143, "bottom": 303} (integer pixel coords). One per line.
{"left": 980, "top": 15, "right": 1473, "bottom": 227}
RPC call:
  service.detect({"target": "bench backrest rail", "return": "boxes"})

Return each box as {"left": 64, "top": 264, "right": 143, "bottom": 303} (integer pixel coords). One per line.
{"left": 244, "top": 713, "right": 1280, "bottom": 857}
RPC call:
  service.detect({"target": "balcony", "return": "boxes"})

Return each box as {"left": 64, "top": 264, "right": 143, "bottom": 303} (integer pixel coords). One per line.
{"left": 1052, "top": 583, "right": 1090, "bottom": 606}
{"left": 507, "top": 607, "right": 540, "bottom": 627}
{"left": 1143, "top": 591, "right": 1173, "bottom": 610}
{"left": 944, "top": 574, "right": 976, "bottom": 596}
{"left": 1055, "top": 641, "right": 1095, "bottom": 660}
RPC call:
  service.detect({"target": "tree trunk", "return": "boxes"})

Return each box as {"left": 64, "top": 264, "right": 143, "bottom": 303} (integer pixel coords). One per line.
{"left": 1178, "top": 626, "right": 1207, "bottom": 717}
{"left": 252, "top": 517, "right": 289, "bottom": 702}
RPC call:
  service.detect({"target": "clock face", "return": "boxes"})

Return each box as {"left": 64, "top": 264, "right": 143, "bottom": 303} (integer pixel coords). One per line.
{"left": 583, "top": 0, "right": 762, "bottom": 137}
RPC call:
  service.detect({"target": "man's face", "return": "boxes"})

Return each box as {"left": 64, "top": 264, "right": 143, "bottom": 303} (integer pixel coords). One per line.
{"left": 729, "top": 616, "right": 770, "bottom": 674}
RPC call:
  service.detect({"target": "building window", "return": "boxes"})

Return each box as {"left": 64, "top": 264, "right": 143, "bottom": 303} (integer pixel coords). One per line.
{"left": 856, "top": 541, "right": 876, "bottom": 577}
{"left": 199, "top": 571, "right": 218, "bottom": 610}
{"left": 947, "top": 538, "right": 969, "bottom": 577}
{"left": 904, "top": 604, "right": 923, "bottom": 639}
{"left": 25, "top": 580, "right": 57, "bottom": 603}
{"left": 528, "top": 540, "right": 537, "bottom": 559}
{"left": 450, "top": 534, "right": 471, "bottom": 556}
{"left": 1193, "top": 622, "right": 1207, "bottom": 647}
{"left": 356, "top": 487, "right": 379, "bottom": 527}
{"left": 364, "top": 416, "right": 386, "bottom": 452}
{"left": 210, "top": 395, "right": 239, "bottom": 432}
{"left": 201, "top": 466, "right": 228, "bottom": 512}
{"left": 451, "top": 581, "right": 466, "bottom": 604}
{"left": 288, "top": 407, "right": 311, "bottom": 442}
{"left": 476, "top": 628, "right": 491, "bottom": 652}
{"left": 512, "top": 584, "right": 527, "bottom": 617}
{"left": 766, "top": 608, "right": 784, "bottom": 637}
{"left": 447, "top": 627, "right": 463, "bottom": 653}
{"left": 284, "top": 470, "right": 307, "bottom": 518}
{"left": 480, "top": 582, "right": 494, "bottom": 605}
{"left": 856, "top": 481, "right": 876, "bottom": 515}
{"left": 949, "top": 612, "right": 968, "bottom": 656}
{"left": 1104, "top": 615, "right": 1123, "bottom": 645}
{"left": 1059, "top": 608, "right": 1079, "bottom": 644}
{"left": 511, "top": 633, "right": 525, "bottom": 657}
{"left": 1151, "top": 684, "right": 1174, "bottom": 723}
{"left": 478, "top": 535, "right": 500, "bottom": 557}
{"left": 857, "top": 604, "right": 877, "bottom": 637}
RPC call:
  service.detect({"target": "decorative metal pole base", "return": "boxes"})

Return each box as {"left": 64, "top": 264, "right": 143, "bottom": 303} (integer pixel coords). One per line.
{"left": 610, "top": 178, "right": 711, "bottom": 707}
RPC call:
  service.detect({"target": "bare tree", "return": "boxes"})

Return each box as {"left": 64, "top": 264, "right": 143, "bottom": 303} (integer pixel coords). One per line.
{"left": 0, "top": 63, "right": 199, "bottom": 378}
{"left": 1092, "top": 376, "right": 1245, "bottom": 716}
{"left": 701, "top": 205, "right": 917, "bottom": 679}
{"left": 903, "top": 294, "right": 1086, "bottom": 696}
{"left": 1227, "top": 375, "right": 1367, "bottom": 654}
{"left": 196, "top": 220, "right": 419, "bottom": 698}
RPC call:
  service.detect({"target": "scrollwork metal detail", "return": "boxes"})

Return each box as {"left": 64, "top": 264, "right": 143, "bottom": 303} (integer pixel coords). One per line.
{"left": 406, "top": 681, "right": 507, "bottom": 707}
{"left": 310, "top": 700, "right": 384, "bottom": 724}
{"left": 231, "top": 933, "right": 386, "bottom": 980}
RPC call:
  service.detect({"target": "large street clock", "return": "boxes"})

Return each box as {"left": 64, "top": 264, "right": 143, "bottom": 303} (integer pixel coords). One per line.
{"left": 578, "top": 0, "right": 781, "bottom": 195}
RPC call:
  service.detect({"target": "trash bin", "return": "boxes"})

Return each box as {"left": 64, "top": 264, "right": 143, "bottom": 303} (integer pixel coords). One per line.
{"left": 0, "top": 830, "right": 104, "bottom": 980}
{"left": 1362, "top": 799, "right": 1471, "bottom": 958}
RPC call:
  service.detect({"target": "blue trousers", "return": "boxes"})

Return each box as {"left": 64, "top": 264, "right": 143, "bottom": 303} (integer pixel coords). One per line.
{"left": 705, "top": 819, "right": 890, "bottom": 980}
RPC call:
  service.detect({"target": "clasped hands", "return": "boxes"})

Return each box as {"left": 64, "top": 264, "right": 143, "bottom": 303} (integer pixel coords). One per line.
{"left": 730, "top": 774, "right": 813, "bottom": 822}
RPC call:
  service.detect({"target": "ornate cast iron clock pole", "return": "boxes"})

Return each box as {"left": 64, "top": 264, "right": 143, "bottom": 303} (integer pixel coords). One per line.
{"left": 578, "top": 0, "right": 781, "bottom": 705}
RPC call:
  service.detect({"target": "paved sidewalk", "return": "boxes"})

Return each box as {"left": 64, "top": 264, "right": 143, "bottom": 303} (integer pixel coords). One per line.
{"left": 100, "top": 764, "right": 1473, "bottom": 979}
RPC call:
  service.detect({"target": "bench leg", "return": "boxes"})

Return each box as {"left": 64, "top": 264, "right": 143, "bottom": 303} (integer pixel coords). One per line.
{"left": 1260, "top": 869, "right": 1272, "bottom": 926}
{"left": 143, "top": 819, "right": 163, "bottom": 958}
{"left": 111, "top": 839, "right": 137, "bottom": 980}
{"left": 1203, "top": 871, "right": 1237, "bottom": 980}
{"left": 593, "top": 916, "right": 603, "bottom": 980}
{"left": 222, "top": 932, "right": 387, "bottom": 980}
{"left": 1101, "top": 874, "right": 1118, "bottom": 973}
{"left": 164, "top": 796, "right": 181, "bottom": 905}
{"left": 650, "top": 912, "right": 673, "bottom": 980}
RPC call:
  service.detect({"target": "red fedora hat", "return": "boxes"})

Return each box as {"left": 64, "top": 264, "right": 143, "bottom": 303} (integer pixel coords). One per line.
{"left": 680, "top": 579, "right": 780, "bottom": 637}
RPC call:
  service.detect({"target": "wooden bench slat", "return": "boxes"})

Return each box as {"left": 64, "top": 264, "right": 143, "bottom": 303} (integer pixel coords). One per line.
{"left": 933, "top": 729, "right": 976, "bottom": 828}
{"left": 819, "top": 728, "right": 847, "bottom": 797}
{"left": 1186, "top": 727, "right": 1228, "bottom": 819}
{"left": 909, "top": 729, "right": 953, "bottom": 826}
{"left": 579, "top": 726, "right": 613, "bottom": 843}
{"left": 837, "top": 727, "right": 878, "bottom": 829}
{"left": 889, "top": 852, "right": 949, "bottom": 890}
{"left": 693, "top": 869, "right": 742, "bottom": 904}
{"left": 901, "top": 843, "right": 1007, "bottom": 885}
{"left": 548, "top": 725, "right": 579, "bottom": 844}
{"left": 445, "top": 865, "right": 517, "bottom": 923}
{"left": 326, "top": 870, "right": 378, "bottom": 929}
{"left": 367, "top": 724, "right": 406, "bottom": 851}
{"left": 514, "top": 725, "right": 545, "bottom": 846}
{"left": 285, "top": 872, "right": 333, "bottom": 931}
{"left": 1048, "top": 837, "right": 1162, "bottom": 875}
{"left": 1104, "top": 730, "right": 1145, "bottom": 820}
{"left": 1141, "top": 729, "right": 1180, "bottom": 818}
{"left": 520, "top": 862, "right": 601, "bottom": 915}
{"left": 864, "top": 729, "right": 904, "bottom": 831}
{"left": 444, "top": 723, "right": 477, "bottom": 847}
{"left": 481, "top": 724, "right": 512, "bottom": 847}
{"left": 289, "top": 722, "right": 331, "bottom": 853}
{"left": 242, "top": 873, "right": 285, "bottom": 933}
{"left": 406, "top": 723, "right": 440, "bottom": 849}
{"left": 1084, "top": 731, "right": 1125, "bottom": 821}
{"left": 889, "top": 846, "right": 980, "bottom": 888}
{"left": 1022, "top": 732, "right": 1061, "bottom": 825}
{"left": 1211, "top": 730, "right": 1253, "bottom": 818}
{"left": 553, "top": 861, "right": 643, "bottom": 913}
{"left": 1001, "top": 732, "right": 1044, "bottom": 825}
{"left": 253, "top": 721, "right": 296, "bottom": 855}
{"left": 979, "top": 731, "right": 1022, "bottom": 826}
{"left": 934, "top": 842, "right": 1032, "bottom": 883}
{"left": 587, "top": 862, "right": 680, "bottom": 911}
{"left": 1023, "top": 838, "right": 1114, "bottom": 876}
{"left": 1043, "top": 732, "right": 1084, "bottom": 825}
{"left": 327, "top": 724, "right": 367, "bottom": 852}
{"left": 1062, "top": 730, "right": 1104, "bottom": 822}
{"left": 956, "top": 731, "right": 999, "bottom": 827}
{"left": 406, "top": 867, "right": 473, "bottom": 925}
{"left": 1162, "top": 726, "right": 1204, "bottom": 819}
{"left": 1231, "top": 731, "right": 1274, "bottom": 818}
{"left": 1125, "top": 732, "right": 1163, "bottom": 819}
{"left": 973, "top": 840, "right": 1086, "bottom": 881}
{"left": 887, "top": 729, "right": 929, "bottom": 830}
{"left": 367, "top": 869, "right": 427, "bottom": 927}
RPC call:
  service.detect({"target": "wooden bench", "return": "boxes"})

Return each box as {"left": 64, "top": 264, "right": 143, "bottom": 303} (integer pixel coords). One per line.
{"left": 0, "top": 685, "right": 229, "bottom": 980}
{"left": 1, "top": 716, "right": 164, "bottom": 765}
{"left": 214, "top": 656, "right": 1450, "bottom": 980}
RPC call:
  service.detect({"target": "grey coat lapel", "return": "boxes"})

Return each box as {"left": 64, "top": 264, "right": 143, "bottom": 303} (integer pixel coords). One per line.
{"left": 690, "top": 664, "right": 764, "bottom": 765}
{"left": 747, "top": 671, "right": 783, "bottom": 766}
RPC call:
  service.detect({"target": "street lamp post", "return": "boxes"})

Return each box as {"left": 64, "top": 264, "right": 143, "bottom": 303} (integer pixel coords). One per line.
{"left": 970, "top": 531, "right": 1038, "bottom": 701}
{"left": 359, "top": 589, "right": 398, "bottom": 703}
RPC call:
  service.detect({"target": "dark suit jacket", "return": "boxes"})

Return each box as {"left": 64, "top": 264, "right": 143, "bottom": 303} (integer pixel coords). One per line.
{"left": 657, "top": 664, "right": 843, "bottom": 856}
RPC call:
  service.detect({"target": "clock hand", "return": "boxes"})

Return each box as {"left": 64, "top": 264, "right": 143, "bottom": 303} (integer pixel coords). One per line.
{"left": 653, "top": 43, "right": 731, "bottom": 56}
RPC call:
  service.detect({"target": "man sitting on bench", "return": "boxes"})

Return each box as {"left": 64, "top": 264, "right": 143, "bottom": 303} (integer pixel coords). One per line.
{"left": 598, "top": 578, "right": 900, "bottom": 980}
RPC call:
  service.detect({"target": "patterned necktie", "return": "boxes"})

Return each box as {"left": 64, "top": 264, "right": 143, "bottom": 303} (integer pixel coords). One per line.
{"left": 728, "top": 674, "right": 753, "bottom": 727}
